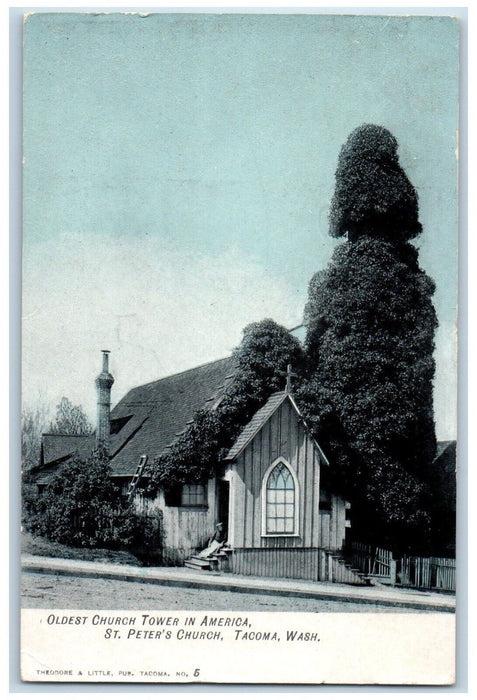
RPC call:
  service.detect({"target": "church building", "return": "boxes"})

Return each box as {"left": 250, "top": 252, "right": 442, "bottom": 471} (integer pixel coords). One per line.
{"left": 34, "top": 351, "right": 362, "bottom": 583}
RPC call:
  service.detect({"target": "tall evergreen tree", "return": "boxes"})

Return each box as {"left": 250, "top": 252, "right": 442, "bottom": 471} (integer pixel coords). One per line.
{"left": 299, "top": 125, "right": 437, "bottom": 550}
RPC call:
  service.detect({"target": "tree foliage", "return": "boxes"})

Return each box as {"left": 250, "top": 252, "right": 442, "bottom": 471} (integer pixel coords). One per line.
{"left": 23, "top": 450, "right": 126, "bottom": 547}
{"left": 300, "top": 239, "right": 437, "bottom": 548}
{"left": 300, "top": 125, "right": 437, "bottom": 550}
{"left": 142, "top": 319, "right": 304, "bottom": 495}
{"left": 48, "top": 397, "right": 93, "bottom": 435}
{"left": 329, "top": 124, "right": 422, "bottom": 243}
{"left": 22, "top": 450, "right": 163, "bottom": 556}
{"left": 21, "top": 404, "right": 50, "bottom": 471}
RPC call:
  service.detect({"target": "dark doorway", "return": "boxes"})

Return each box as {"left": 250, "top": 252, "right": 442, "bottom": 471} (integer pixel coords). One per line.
{"left": 218, "top": 480, "right": 230, "bottom": 540}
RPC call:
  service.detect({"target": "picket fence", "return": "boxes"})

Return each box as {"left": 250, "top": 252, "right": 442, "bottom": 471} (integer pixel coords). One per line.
{"left": 348, "top": 542, "right": 455, "bottom": 592}
{"left": 399, "top": 554, "right": 456, "bottom": 592}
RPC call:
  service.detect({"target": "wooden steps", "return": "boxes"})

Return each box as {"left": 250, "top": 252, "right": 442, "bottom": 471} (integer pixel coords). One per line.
{"left": 184, "top": 555, "right": 214, "bottom": 571}
{"left": 184, "top": 547, "right": 232, "bottom": 573}
{"left": 185, "top": 547, "right": 372, "bottom": 585}
{"left": 326, "top": 551, "right": 373, "bottom": 586}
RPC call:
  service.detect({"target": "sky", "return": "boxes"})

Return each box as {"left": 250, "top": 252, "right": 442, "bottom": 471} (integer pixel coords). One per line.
{"left": 22, "top": 12, "right": 459, "bottom": 440}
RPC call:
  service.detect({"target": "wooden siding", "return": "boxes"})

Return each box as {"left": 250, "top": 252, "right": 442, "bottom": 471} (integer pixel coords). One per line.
{"left": 318, "top": 497, "right": 347, "bottom": 551}
{"left": 228, "top": 398, "right": 348, "bottom": 554}
{"left": 231, "top": 547, "right": 327, "bottom": 581}
{"left": 230, "top": 547, "right": 360, "bottom": 583}
{"left": 136, "top": 477, "right": 217, "bottom": 564}
{"left": 230, "top": 399, "right": 326, "bottom": 550}
{"left": 320, "top": 512, "right": 331, "bottom": 549}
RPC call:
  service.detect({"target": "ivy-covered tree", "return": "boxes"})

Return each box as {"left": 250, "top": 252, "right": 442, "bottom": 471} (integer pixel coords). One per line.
{"left": 299, "top": 125, "right": 437, "bottom": 551}
{"left": 329, "top": 124, "right": 422, "bottom": 243}
{"left": 142, "top": 319, "right": 304, "bottom": 495}
{"left": 48, "top": 397, "right": 92, "bottom": 435}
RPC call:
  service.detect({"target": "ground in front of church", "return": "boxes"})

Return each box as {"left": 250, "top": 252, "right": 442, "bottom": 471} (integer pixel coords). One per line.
{"left": 21, "top": 571, "right": 451, "bottom": 613}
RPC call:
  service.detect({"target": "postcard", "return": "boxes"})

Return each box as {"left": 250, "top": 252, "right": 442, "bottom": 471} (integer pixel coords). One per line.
{"left": 20, "top": 11, "right": 459, "bottom": 685}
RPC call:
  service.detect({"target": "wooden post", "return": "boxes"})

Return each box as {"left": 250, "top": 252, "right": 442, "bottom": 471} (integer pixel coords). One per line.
{"left": 390, "top": 558, "right": 397, "bottom": 585}
{"left": 328, "top": 553, "right": 333, "bottom": 582}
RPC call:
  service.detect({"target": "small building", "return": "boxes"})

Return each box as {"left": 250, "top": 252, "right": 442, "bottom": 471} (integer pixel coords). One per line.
{"left": 30, "top": 434, "right": 95, "bottom": 493}
{"left": 221, "top": 389, "right": 349, "bottom": 580}
{"left": 428, "top": 440, "right": 457, "bottom": 556}
{"left": 33, "top": 351, "right": 358, "bottom": 582}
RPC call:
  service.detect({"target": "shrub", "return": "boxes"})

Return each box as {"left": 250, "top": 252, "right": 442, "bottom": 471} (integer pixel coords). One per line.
{"left": 22, "top": 449, "right": 163, "bottom": 553}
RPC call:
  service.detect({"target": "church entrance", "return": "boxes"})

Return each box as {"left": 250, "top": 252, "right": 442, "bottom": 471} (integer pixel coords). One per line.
{"left": 217, "top": 480, "right": 230, "bottom": 542}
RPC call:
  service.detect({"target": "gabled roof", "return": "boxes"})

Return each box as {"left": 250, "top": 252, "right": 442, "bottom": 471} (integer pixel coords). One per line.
{"left": 434, "top": 440, "right": 456, "bottom": 464}
{"left": 109, "top": 356, "right": 236, "bottom": 476}
{"left": 225, "top": 390, "right": 329, "bottom": 465}
{"left": 39, "top": 434, "right": 95, "bottom": 468}
{"left": 30, "top": 433, "right": 96, "bottom": 484}
{"left": 225, "top": 392, "right": 286, "bottom": 461}
{"left": 34, "top": 464, "right": 68, "bottom": 486}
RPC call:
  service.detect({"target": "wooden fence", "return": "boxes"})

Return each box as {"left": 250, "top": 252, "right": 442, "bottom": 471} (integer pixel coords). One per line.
{"left": 373, "top": 546, "right": 395, "bottom": 579}
{"left": 399, "top": 555, "right": 456, "bottom": 592}
{"left": 349, "top": 541, "right": 374, "bottom": 575}
{"left": 348, "top": 542, "right": 395, "bottom": 581}
{"left": 348, "top": 542, "right": 456, "bottom": 592}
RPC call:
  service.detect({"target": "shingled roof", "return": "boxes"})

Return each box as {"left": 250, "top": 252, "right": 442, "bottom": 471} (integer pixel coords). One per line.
{"left": 109, "top": 356, "right": 236, "bottom": 477}
{"left": 41, "top": 434, "right": 95, "bottom": 464}
{"left": 225, "top": 392, "right": 286, "bottom": 461}
{"left": 31, "top": 434, "right": 96, "bottom": 484}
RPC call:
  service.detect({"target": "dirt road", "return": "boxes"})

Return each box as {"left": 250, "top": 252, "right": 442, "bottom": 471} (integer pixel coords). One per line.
{"left": 21, "top": 572, "right": 426, "bottom": 612}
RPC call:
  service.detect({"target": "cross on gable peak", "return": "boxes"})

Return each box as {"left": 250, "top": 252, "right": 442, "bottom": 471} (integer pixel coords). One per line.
{"left": 279, "top": 363, "right": 298, "bottom": 393}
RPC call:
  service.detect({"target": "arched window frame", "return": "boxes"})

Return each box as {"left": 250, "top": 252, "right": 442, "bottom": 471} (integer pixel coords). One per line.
{"left": 261, "top": 457, "right": 299, "bottom": 537}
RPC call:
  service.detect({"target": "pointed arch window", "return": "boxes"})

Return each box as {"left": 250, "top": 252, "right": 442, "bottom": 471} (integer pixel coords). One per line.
{"left": 262, "top": 459, "right": 298, "bottom": 536}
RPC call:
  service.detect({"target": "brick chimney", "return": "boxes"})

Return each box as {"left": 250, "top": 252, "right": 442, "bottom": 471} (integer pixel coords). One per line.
{"left": 95, "top": 350, "right": 114, "bottom": 453}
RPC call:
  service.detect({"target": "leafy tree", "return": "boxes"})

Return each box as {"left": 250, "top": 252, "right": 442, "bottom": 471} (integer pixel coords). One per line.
{"left": 48, "top": 397, "right": 92, "bottom": 435}
{"left": 219, "top": 318, "right": 306, "bottom": 435}
{"left": 299, "top": 126, "right": 437, "bottom": 551}
{"left": 142, "top": 319, "right": 304, "bottom": 495}
{"left": 115, "top": 504, "right": 164, "bottom": 564}
{"left": 21, "top": 403, "right": 50, "bottom": 471}
{"left": 329, "top": 124, "right": 422, "bottom": 243}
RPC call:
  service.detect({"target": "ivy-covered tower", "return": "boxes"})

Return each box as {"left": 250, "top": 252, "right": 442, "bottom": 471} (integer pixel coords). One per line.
{"left": 301, "top": 124, "right": 437, "bottom": 550}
